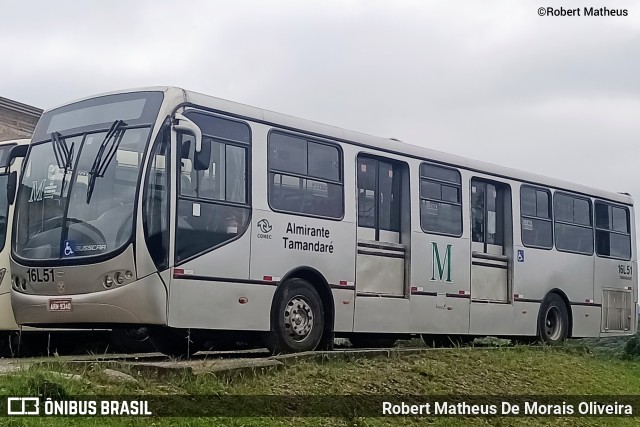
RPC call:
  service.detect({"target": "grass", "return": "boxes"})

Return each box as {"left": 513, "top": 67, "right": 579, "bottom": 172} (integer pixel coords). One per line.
{"left": 0, "top": 344, "right": 638, "bottom": 426}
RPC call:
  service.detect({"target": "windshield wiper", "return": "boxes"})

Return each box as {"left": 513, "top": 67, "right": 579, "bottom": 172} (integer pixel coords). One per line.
{"left": 51, "top": 132, "right": 75, "bottom": 195}
{"left": 51, "top": 132, "right": 73, "bottom": 170}
{"left": 86, "top": 120, "right": 127, "bottom": 203}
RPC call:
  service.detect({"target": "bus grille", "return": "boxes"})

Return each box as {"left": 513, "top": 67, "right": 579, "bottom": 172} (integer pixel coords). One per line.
{"left": 602, "top": 289, "right": 633, "bottom": 332}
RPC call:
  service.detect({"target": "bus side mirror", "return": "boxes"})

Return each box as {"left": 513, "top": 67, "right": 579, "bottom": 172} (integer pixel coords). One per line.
{"left": 7, "top": 171, "right": 17, "bottom": 205}
{"left": 6, "top": 144, "right": 28, "bottom": 167}
{"left": 173, "top": 113, "right": 203, "bottom": 152}
{"left": 194, "top": 139, "right": 211, "bottom": 171}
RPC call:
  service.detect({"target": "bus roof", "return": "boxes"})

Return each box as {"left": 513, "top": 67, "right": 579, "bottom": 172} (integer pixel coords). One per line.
{"left": 43, "top": 86, "right": 633, "bottom": 206}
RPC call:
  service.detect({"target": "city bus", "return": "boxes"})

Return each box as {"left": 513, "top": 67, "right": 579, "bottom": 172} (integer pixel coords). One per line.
{"left": 0, "top": 139, "right": 151, "bottom": 355}
{"left": 9, "top": 87, "right": 637, "bottom": 357}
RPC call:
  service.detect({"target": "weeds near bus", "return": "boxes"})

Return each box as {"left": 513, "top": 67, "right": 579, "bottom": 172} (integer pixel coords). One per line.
{"left": 1, "top": 346, "right": 640, "bottom": 426}
{"left": 623, "top": 335, "right": 640, "bottom": 359}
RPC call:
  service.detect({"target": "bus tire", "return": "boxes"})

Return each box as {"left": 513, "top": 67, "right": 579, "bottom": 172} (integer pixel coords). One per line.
{"left": 149, "top": 327, "right": 199, "bottom": 359}
{"left": 265, "top": 278, "right": 324, "bottom": 354}
{"left": 537, "top": 294, "right": 569, "bottom": 345}
{"left": 349, "top": 335, "right": 397, "bottom": 348}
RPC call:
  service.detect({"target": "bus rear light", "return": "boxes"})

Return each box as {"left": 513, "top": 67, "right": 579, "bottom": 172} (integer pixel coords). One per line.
{"left": 174, "top": 268, "right": 185, "bottom": 277}
{"left": 20, "top": 278, "right": 26, "bottom": 291}
{"left": 125, "top": 271, "right": 133, "bottom": 280}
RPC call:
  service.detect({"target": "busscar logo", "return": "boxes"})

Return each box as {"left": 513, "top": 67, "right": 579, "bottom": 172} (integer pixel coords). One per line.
{"left": 257, "top": 219, "right": 272, "bottom": 234}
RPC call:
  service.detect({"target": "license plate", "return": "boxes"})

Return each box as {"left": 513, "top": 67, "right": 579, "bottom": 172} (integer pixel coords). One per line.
{"left": 49, "top": 299, "right": 72, "bottom": 312}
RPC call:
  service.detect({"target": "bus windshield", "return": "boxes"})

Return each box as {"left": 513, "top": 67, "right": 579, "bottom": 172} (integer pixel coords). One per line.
{"left": 13, "top": 92, "right": 163, "bottom": 261}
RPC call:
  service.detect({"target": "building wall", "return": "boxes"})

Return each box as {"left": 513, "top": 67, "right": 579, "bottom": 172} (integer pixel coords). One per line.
{"left": 0, "top": 97, "right": 42, "bottom": 141}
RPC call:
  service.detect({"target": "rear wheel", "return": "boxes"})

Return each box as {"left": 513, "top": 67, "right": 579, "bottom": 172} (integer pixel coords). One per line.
{"left": 149, "top": 327, "right": 199, "bottom": 359}
{"left": 537, "top": 294, "right": 569, "bottom": 345}
{"left": 264, "top": 278, "right": 324, "bottom": 354}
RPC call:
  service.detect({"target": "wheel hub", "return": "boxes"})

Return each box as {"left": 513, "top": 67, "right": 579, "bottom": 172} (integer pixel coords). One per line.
{"left": 284, "top": 296, "right": 313, "bottom": 341}
{"left": 545, "top": 306, "right": 562, "bottom": 341}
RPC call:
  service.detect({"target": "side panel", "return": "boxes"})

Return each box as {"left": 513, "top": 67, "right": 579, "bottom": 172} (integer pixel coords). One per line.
{"left": 250, "top": 123, "right": 356, "bottom": 333}
{"left": 409, "top": 232, "right": 471, "bottom": 334}
{"left": 167, "top": 230, "right": 258, "bottom": 329}
{"left": 512, "top": 184, "right": 597, "bottom": 337}
{"left": 595, "top": 257, "right": 636, "bottom": 336}
{"left": 353, "top": 297, "right": 410, "bottom": 333}
{"left": 168, "top": 278, "right": 275, "bottom": 330}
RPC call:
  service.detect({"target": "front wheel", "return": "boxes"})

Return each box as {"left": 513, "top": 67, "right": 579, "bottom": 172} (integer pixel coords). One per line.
{"left": 264, "top": 278, "right": 325, "bottom": 354}
{"left": 537, "top": 294, "right": 569, "bottom": 345}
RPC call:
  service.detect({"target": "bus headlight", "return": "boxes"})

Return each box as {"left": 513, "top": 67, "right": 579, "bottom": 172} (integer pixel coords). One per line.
{"left": 114, "top": 272, "right": 125, "bottom": 285}
{"left": 103, "top": 275, "right": 114, "bottom": 288}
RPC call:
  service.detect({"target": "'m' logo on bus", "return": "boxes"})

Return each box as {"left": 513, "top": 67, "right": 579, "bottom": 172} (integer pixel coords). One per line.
{"left": 257, "top": 219, "right": 273, "bottom": 239}
{"left": 431, "top": 242, "right": 453, "bottom": 283}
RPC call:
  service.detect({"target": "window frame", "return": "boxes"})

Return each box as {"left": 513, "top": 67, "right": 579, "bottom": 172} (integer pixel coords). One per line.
{"left": 419, "top": 162, "right": 463, "bottom": 238}
{"left": 594, "top": 200, "right": 632, "bottom": 261}
{"left": 553, "top": 191, "right": 594, "bottom": 256}
{"left": 356, "top": 154, "right": 404, "bottom": 238}
{"left": 267, "top": 129, "right": 344, "bottom": 221}
{"left": 520, "top": 184, "right": 553, "bottom": 250}
{"left": 174, "top": 109, "right": 252, "bottom": 266}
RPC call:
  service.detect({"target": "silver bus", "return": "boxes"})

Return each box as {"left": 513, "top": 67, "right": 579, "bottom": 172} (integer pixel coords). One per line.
{"left": 9, "top": 87, "right": 637, "bottom": 356}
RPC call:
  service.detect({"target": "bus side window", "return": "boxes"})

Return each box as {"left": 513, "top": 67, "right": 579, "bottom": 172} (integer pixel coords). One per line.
{"left": 554, "top": 193, "right": 593, "bottom": 255}
{"left": 520, "top": 186, "right": 552, "bottom": 249}
{"left": 419, "top": 162, "right": 462, "bottom": 237}
{"left": 268, "top": 132, "right": 343, "bottom": 219}
{"left": 595, "top": 201, "right": 631, "bottom": 260}
{"left": 174, "top": 112, "right": 251, "bottom": 264}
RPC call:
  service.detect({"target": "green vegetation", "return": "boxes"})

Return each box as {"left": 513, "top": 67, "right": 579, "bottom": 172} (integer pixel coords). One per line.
{"left": 0, "top": 345, "right": 639, "bottom": 426}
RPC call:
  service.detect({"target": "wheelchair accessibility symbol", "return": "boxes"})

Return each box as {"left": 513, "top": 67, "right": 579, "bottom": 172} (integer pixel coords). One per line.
{"left": 63, "top": 240, "right": 75, "bottom": 257}
{"left": 517, "top": 249, "right": 525, "bottom": 262}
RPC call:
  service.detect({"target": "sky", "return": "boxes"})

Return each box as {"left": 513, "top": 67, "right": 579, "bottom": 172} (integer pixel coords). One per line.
{"left": 1, "top": 0, "right": 639, "bottom": 233}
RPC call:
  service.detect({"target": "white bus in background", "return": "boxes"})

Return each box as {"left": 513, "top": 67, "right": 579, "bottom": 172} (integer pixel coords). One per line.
{"left": 0, "top": 139, "right": 151, "bottom": 355}
{"left": 0, "top": 139, "right": 29, "bottom": 354}
{"left": 8, "top": 87, "right": 637, "bottom": 357}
